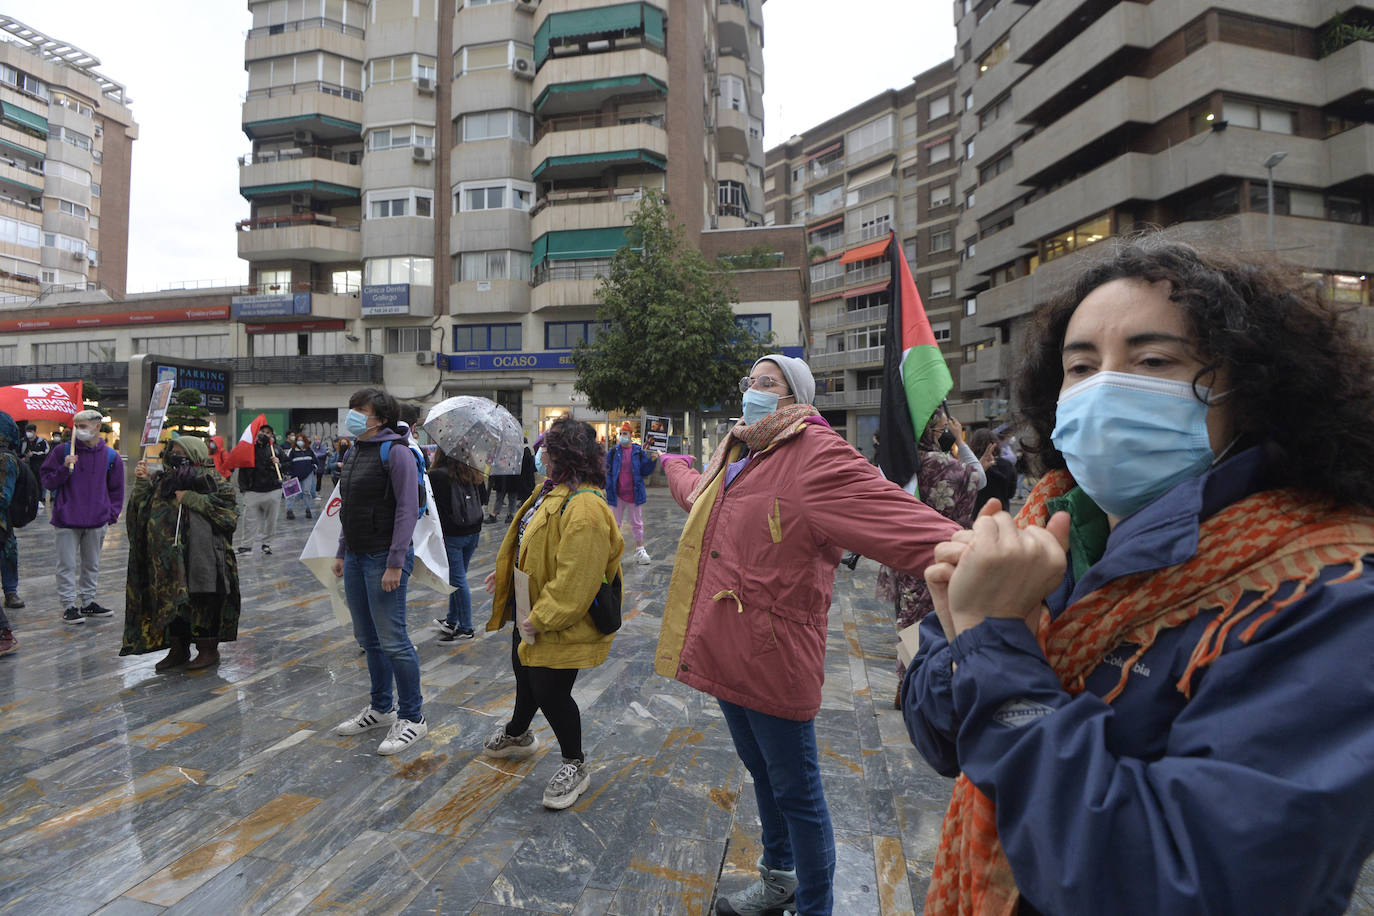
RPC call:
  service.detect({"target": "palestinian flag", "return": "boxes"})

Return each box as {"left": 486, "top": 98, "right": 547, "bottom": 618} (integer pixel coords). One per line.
{"left": 876, "top": 231, "right": 952, "bottom": 495}
{"left": 223, "top": 413, "right": 267, "bottom": 471}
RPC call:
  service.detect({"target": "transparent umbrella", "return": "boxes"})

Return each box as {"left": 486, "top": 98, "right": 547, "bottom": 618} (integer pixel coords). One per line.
{"left": 421, "top": 396, "right": 523, "bottom": 473}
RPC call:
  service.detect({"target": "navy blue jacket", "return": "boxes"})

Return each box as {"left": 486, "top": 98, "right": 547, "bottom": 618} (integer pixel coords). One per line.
{"left": 605, "top": 442, "right": 657, "bottom": 507}
{"left": 903, "top": 447, "right": 1374, "bottom": 915}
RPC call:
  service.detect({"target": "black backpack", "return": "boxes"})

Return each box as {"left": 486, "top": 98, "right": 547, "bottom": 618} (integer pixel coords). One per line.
{"left": 6, "top": 453, "right": 39, "bottom": 529}
{"left": 449, "top": 477, "right": 484, "bottom": 528}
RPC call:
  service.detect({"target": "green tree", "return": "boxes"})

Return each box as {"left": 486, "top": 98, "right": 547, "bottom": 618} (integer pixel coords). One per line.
{"left": 571, "top": 192, "right": 771, "bottom": 417}
{"left": 165, "top": 388, "right": 211, "bottom": 443}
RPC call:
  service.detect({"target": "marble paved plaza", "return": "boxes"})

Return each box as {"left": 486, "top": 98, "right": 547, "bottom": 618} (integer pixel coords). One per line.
{"left": 2, "top": 490, "right": 1372, "bottom": 915}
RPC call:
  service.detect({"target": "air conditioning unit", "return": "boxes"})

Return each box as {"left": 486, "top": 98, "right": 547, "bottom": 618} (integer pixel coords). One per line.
{"left": 292, "top": 129, "right": 313, "bottom": 143}
{"left": 71, "top": 250, "right": 86, "bottom": 260}
{"left": 290, "top": 192, "right": 311, "bottom": 207}
{"left": 415, "top": 350, "right": 435, "bottom": 366}
{"left": 515, "top": 0, "right": 537, "bottom": 11}
{"left": 415, "top": 76, "right": 434, "bottom": 94}
{"left": 514, "top": 58, "right": 534, "bottom": 79}
{"left": 412, "top": 146, "right": 434, "bottom": 162}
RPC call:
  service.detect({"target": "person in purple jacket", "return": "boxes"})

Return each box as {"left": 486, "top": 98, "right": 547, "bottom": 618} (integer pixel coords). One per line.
{"left": 40, "top": 409, "right": 123, "bottom": 625}
{"left": 329, "top": 387, "right": 427, "bottom": 756}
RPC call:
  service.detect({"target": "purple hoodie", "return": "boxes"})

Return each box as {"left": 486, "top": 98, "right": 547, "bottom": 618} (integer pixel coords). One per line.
{"left": 335, "top": 427, "right": 419, "bottom": 568}
{"left": 40, "top": 438, "right": 124, "bottom": 529}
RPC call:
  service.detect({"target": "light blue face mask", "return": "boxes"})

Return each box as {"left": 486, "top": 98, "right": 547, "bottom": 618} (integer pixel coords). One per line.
{"left": 533, "top": 449, "right": 546, "bottom": 475}
{"left": 344, "top": 409, "right": 370, "bottom": 437}
{"left": 741, "top": 388, "right": 779, "bottom": 425}
{"left": 1051, "top": 370, "right": 1217, "bottom": 519}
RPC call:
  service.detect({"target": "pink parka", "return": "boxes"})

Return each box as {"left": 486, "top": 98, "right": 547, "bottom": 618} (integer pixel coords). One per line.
{"left": 656, "top": 418, "right": 962, "bottom": 721}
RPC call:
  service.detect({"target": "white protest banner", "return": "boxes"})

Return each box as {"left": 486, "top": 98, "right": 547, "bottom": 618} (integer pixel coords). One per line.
{"left": 299, "top": 478, "right": 454, "bottom": 628}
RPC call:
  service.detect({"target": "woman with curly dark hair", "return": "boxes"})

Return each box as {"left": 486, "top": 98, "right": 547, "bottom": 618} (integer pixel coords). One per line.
{"left": 481, "top": 417, "right": 623, "bottom": 810}
{"left": 903, "top": 235, "right": 1374, "bottom": 916}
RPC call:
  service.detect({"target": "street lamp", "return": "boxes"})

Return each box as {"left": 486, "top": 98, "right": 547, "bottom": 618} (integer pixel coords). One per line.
{"left": 1263, "top": 151, "right": 1287, "bottom": 252}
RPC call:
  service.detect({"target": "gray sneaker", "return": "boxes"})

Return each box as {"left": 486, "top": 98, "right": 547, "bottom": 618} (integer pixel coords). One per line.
{"left": 715, "top": 856, "right": 798, "bottom": 915}
{"left": 542, "top": 757, "right": 590, "bottom": 810}
{"left": 482, "top": 725, "right": 540, "bottom": 759}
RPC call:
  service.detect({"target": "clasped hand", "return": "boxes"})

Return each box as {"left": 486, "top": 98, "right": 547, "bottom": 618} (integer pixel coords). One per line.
{"left": 924, "top": 499, "right": 1071, "bottom": 641}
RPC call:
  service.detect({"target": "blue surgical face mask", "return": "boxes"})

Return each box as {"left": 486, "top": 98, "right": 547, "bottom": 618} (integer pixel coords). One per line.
{"left": 534, "top": 449, "right": 546, "bottom": 475}
{"left": 741, "top": 388, "right": 780, "bottom": 425}
{"left": 1051, "top": 370, "right": 1217, "bottom": 519}
{"left": 618, "top": 434, "right": 631, "bottom": 446}
{"left": 344, "top": 409, "right": 370, "bottom": 437}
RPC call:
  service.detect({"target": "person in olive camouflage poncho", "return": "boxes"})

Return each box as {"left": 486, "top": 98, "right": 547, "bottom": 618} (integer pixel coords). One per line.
{"left": 121, "top": 435, "right": 241, "bottom": 671}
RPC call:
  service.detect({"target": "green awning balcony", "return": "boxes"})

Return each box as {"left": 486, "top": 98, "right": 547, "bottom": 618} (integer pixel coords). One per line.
{"left": 0, "top": 137, "right": 42, "bottom": 162}
{"left": 242, "top": 114, "right": 362, "bottom": 141}
{"left": 533, "top": 74, "right": 667, "bottom": 117}
{"left": 531, "top": 226, "right": 635, "bottom": 267}
{"left": 1, "top": 102, "right": 47, "bottom": 137}
{"left": 534, "top": 2, "right": 666, "bottom": 67}
{"left": 239, "top": 180, "right": 360, "bottom": 200}
{"left": 532, "top": 149, "right": 666, "bottom": 181}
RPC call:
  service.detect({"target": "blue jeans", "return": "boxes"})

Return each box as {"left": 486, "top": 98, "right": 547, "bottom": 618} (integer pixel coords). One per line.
{"left": 343, "top": 548, "right": 422, "bottom": 722}
{"left": 287, "top": 474, "right": 313, "bottom": 513}
{"left": 718, "top": 699, "right": 835, "bottom": 916}
{"left": 442, "top": 532, "right": 480, "bottom": 630}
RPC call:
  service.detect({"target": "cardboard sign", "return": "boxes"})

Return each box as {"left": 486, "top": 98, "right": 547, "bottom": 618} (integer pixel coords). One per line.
{"left": 139, "top": 379, "right": 175, "bottom": 448}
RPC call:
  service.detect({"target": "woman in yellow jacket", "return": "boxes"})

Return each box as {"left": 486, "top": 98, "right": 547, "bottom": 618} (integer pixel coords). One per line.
{"left": 483, "top": 417, "right": 624, "bottom": 809}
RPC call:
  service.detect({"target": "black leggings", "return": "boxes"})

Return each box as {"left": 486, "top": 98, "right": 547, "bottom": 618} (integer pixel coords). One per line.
{"left": 507, "top": 631, "right": 582, "bottom": 761}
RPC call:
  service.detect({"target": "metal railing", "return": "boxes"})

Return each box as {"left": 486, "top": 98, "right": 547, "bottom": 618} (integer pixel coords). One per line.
{"left": 810, "top": 273, "right": 844, "bottom": 293}
{"left": 848, "top": 177, "right": 894, "bottom": 206}
{"left": 847, "top": 221, "right": 891, "bottom": 246}
{"left": 245, "top": 80, "right": 362, "bottom": 102}
{"left": 236, "top": 212, "right": 361, "bottom": 232}
{"left": 846, "top": 137, "right": 894, "bottom": 165}
{"left": 209, "top": 354, "right": 382, "bottom": 386}
{"left": 529, "top": 186, "right": 661, "bottom": 217}
{"left": 531, "top": 259, "right": 612, "bottom": 286}
{"left": 844, "top": 263, "right": 889, "bottom": 286}
{"left": 534, "top": 111, "right": 663, "bottom": 142}
{"left": 808, "top": 345, "right": 884, "bottom": 370}
{"left": 0, "top": 360, "right": 127, "bottom": 388}
{"left": 814, "top": 388, "right": 883, "bottom": 409}
{"left": 247, "top": 18, "right": 365, "bottom": 39}
{"left": 811, "top": 303, "right": 888, "bottom": 330}
{"left": 239, "top": 144, "right": 362, "bottom": 167}
{"left": 810, "top": 155, "right": 845, "bottom": 180}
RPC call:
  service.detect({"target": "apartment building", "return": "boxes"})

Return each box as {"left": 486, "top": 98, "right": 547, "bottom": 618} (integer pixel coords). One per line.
{"left": 231, "top": 0, "right": 785, "bottom": 439}
{"left": 762, "top": 60, "right": 959, "bottom": 447}
{"left": 0, "top": 16, "right": 136, "bottom": 308}
{"left": 953, "top": 0, "right": 1374, "bottom": 420}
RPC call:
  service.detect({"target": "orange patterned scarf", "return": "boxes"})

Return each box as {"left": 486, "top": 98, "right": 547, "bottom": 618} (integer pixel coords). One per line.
{"left": 685, "top": 403, "right": 819, "bottom": 506}
{"left": 925, "top": 469, "right": 1374, "bottom": 916}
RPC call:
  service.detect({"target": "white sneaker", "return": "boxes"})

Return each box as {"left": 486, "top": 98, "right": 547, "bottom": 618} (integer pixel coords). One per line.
{"left": 333, "top": 705, "right": 397, "bottom": 736}
{"left": 377, "top": 717, "right": 428, "bottom": 755}
{"left": 634, "top": 546, "right": 651, "bottom": 565}
{"left": 542, "top": 758, "right": 590, "bottom": 810}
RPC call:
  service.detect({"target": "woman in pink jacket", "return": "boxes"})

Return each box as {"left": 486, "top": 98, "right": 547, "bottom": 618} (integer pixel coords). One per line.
{"left": 654, "top": 354, "right": 961, "bottom": 916}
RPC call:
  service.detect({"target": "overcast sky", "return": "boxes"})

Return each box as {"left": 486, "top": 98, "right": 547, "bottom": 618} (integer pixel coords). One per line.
{"left": 6, "top": 0, "right": 953, "bottom": 294}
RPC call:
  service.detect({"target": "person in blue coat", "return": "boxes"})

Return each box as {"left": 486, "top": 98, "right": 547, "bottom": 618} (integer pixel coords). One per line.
{"left": 905, "top": 236, "right": 1374, "bottom": 916}
{"left": 605, "top": 421, "right": 657, "bottom": 564}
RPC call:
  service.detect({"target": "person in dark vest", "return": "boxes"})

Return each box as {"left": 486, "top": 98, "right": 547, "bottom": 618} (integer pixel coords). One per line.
{"left": 330, "top": 387, "right": 427, "bottom": 756}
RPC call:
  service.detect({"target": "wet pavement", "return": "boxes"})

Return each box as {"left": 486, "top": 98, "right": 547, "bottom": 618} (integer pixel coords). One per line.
{"left": 1, "top": 490, "right": 1371, "bottom": 915}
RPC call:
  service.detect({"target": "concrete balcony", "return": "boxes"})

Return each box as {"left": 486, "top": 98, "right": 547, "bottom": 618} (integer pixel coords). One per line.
{"left": 530, "top": 188, "right": 641, "bottom": 237}
{"left": 814, "top": 388, "right": 882, "bottom": 410}
{"left": 959, "top": 360, "right": 980, "bottom": 392}
{"left": 238, "top": 156, "right": 362, "bottom": 196}
{"left": 971, "top": 0, "right": 1027, "bottom": 63}
{"left": 1013, "top": 153, "right": 1153, "bottom": 245}
{"left": 811, "top": 303, "right": 888, "bottom": 330}
{"left": 530, "top": 47, "right": 669, "bottom": 117}
{"left": 241, "top": 87, "right": 362, "bottom": 136}
{"left": 718, "top": 0, "right": 750, "bottom": 52}
{"left": 451, "top": 69, "right": 531, "bottom": 120}
{"left": 1327, "top": 124, "right": 1374, "bottom": 189}
{"left": 360, "top": 216, "right": 435, "bottom": 259}
{"left": 1012, "top": 0, "right": 1104, "bottom": 66}
{"left": 531, "top": 276, "right": 601, "bottom": 311}
{"left": 974, "top": 343, "right": 1011, "bottom": 385}
{"left": 449, "top": 138, "right": 531, "bottom": 185}
{"left": 809, "top": 345, "right": 883, "bottom": 370}
{"left": 1015, "top": 3, "right": 1150, "bottom": 125}
{"left": 362, "top": 80, "right": 437, "bottom": 133}
{"left": 976, "top": 248, "right": 1089, "bottom": 327}
{"left": 450, "top": 278, "right": 531, "bottom": 316}
{"left": 531, "top": 121, "right": 668, "bottom": 179}
{"left": 960, "top": 313, "right": 995, "bottom": 345}
{"left": 1324, "top": 39, "right": 1374, "bottom": 106}
{"left": 450, "top": 208, "right": 533, "bottom": 256}
{"left": 1015, "top": 78, "right": 1151, "bottom": 188}
{"left": 244, "top": 22, "right": 364, "bottom": 64}
{"left": 718, "top": 104, "right": 750, "bottom": 159}
{"left": 0, "top": 159, "right": 41, "bottom": 196}
{"left": 236, "top": 214, "right": 362, "bottom": 263}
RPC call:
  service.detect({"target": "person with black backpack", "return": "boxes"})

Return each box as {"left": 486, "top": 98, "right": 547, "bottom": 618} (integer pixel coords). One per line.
{"left": 0, "top": 411, "right": 27, "bottom": 651}
{"left": 428, "top": 447, "right": 487, "bottom": 641}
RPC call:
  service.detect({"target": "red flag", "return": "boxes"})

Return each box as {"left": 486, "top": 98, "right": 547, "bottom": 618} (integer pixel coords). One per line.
{"left": 0, "top": 381, "right": 84, "bottom": 424}
{"left": 210, "top": 435, "right": 231, "bottom": 478}
{"left": 223, "top": 414, "right": 266, "bottom": 471}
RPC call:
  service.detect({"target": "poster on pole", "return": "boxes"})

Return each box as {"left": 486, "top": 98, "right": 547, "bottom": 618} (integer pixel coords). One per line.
{"left": 643, "top": 414, "right": 670, "bottom": 452}
{"left": 139, "top": 379, "right": 176, "bottom": 448}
